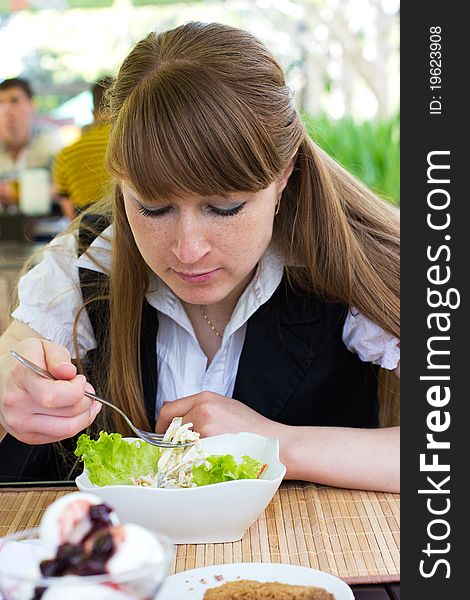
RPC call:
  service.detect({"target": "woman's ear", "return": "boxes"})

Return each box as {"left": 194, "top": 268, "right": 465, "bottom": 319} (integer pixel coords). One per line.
{"left": 278, "top": 153, "right": 297, "bottom": 193}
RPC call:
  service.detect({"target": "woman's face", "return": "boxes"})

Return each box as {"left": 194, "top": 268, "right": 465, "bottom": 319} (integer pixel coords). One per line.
{"left": 121, "top": 175, "right": 290, "bottom": 307}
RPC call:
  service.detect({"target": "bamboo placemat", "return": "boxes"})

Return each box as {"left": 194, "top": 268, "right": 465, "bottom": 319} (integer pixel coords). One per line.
{"left": 0, "top": 482, "right": 399, "bottom": 585}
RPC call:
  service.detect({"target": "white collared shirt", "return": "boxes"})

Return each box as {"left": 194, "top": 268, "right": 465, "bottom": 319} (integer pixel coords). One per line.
{"left": 12, "top": 226, "right": 400, "bottom": 416}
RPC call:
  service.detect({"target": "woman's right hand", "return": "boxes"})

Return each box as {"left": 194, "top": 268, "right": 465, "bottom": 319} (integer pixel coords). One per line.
{"left": 0, "top": 338, "right": 101, "bottom": 445}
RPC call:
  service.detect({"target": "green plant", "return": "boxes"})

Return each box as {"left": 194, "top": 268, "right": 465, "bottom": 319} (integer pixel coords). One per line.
{"left": 303, "top": 113, "right": 400, "bottom": 206}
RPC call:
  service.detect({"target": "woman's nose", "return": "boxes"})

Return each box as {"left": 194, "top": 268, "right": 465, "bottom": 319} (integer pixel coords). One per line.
{"left": 171, "top": 220, "right": 211, "bottom": 264}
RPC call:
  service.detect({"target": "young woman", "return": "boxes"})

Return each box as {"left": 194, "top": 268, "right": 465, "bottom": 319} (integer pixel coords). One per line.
{"left": 0, "top": 22, "right": 399, "bottom": 491}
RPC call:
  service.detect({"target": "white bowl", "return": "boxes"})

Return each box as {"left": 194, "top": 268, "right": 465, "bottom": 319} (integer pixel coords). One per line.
{"left": 76, "top": 432, "right": 286, "bottom": 544}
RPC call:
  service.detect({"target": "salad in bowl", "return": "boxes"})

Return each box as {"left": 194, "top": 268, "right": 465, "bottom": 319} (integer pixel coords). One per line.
{"left": 75, "top": 419, "right": 286, "bottom": 543}
{"left": 75, "top": 418, "right": 267, "bottom": 489}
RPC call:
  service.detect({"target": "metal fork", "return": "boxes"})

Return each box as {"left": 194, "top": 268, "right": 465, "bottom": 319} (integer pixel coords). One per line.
{"left": 9, "top": 350, "right": 195, "bottom": 449}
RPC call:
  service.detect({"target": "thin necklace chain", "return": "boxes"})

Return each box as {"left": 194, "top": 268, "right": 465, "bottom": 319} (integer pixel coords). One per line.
{"left": 199, "top": 306, "right": 222, "bottom": 338}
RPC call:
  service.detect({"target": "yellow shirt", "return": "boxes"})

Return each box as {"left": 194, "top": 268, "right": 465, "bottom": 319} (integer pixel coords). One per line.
{"left": 53, "top": 123, "right": 111, "bottom": 209}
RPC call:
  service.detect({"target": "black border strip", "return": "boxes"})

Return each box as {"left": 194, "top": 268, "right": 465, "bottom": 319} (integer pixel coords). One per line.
{"left": 401, "top": 3, "right": 467, "bottom": 597}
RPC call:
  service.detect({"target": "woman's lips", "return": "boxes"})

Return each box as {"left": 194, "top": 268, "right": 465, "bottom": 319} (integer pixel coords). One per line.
{"left": 173, "top": 268, "right": 220, "bottom": 284}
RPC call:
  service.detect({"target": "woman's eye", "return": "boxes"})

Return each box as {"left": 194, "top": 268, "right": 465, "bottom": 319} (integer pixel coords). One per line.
{"left": 136, "top": 202, "right": 245, "bottom": 218}
{"left": 137, "top": 204, "right": 171, "bottom": 218}
{"left": 209, "top": 203, "right": 246, "bottom": 217}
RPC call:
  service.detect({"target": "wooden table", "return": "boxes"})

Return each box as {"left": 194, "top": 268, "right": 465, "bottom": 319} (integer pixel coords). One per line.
{"left": 0, "top": 482, "right": 400, "bottom": 598}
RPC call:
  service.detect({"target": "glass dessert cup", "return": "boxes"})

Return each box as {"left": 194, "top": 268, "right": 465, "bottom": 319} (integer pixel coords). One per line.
{"left": 0, "top": 527, "right": 174, "bottom": 600}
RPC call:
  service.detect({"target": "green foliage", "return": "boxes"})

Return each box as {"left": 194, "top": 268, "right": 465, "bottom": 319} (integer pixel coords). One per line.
{"left": 302, "top": 113, "right": 400, "bottom": 206}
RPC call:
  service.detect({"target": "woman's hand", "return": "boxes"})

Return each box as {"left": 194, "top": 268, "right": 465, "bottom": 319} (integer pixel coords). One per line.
{"left": 155, "top": 391, "right": 285, "bottom": 439}
{"left": 155, "top": 391, "right": 400, "bottom": 493}
{"left": 0, "top": 337, "right": 101, "bottom": 445}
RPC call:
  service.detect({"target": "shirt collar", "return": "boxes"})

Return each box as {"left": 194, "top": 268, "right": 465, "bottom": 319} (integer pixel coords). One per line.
{"left": 76, "top": 224, "right": 113, "bottom": 273}
{"left": 146, "top": 245, "right": 285, "bottom": 340}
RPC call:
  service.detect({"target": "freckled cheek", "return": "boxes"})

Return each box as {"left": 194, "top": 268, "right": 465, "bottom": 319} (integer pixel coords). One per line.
{"left": 215, "top": 222, "right": 270, "bottom": 266}
{"left": 236, "top": 216, "right": 274, "bottom": 253}
{"left": 128, "top": 221, "right": 171, "bottom": 268}
{"left": 146, "top": 235, "right": 171, "bottom": 267}
{"left": 209, "top": 229, "right": 252, "bottom": 265}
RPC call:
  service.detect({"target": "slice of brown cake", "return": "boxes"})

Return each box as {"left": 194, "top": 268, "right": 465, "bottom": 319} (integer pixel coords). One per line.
{"left": 202, "top": 579, "right": 336, "bottom": 599}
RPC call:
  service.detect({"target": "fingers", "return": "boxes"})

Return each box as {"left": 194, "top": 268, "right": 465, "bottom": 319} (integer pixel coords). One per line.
{"left": 155, "top": 395, "right": 197, "bottom": 433}
{"left": 26, "top": 376, "right": 102, "bottom": 428}
{"left": 42, "top": 339, "right": 77, "bottom": 380}
{"left": 13, "top": 403, "right": 102, "bottom": 445}
{"left": 2, "top": 337, "right": 101, "bottom": 444}
{"left": 33, "top": 391, "right": 99, "bottom": 417}
{"left": 14, "top": 367, "right": 89, "bottom": 410}
{"left": 2, "top": 375, "right": 102, "bottom": 441}
{"left": 156, "top": 392, "right": 274, "bottom": 439}
{"left": 155, "top": 391, "right": 225, "bottom": 433}
{"left": 10, "top": 339, "right": 93, "bottom": 411}
{"left": 11, "top": 338, "right": 77, "bottom": 385}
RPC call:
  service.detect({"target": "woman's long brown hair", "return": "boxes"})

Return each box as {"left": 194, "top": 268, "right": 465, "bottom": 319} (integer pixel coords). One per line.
{"left": 73, "top": 22, "right": 399, "bottom": 435}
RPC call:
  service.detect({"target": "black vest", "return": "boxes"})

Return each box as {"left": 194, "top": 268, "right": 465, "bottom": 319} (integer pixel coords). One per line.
{"left": 0, "top": 221, "right": 378, "bottom": 482}
{"left": 82, "top": 273, "right": 379, "bottom": 431}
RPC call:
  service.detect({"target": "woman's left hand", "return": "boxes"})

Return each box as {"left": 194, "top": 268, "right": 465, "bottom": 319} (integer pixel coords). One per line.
{"left": 155, "top": 391, "right": 400, "bottom": 493}
{"left": 155, "top": 391, "right": 284, "bottom": 438}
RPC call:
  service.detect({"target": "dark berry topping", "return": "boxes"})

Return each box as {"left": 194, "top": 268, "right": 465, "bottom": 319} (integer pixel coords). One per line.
{"left": 40, "top": 543, "right": 85, "bottom": 577}
{"left": 56, "top": 543, "right": 85, "bottom": 566}
{"left": 39, "top": 559, "right": 63, "bottom": 577}
{"left": 89, "top": 503, "right": 113, "bottom": 528}
{"left": 37, "top": 503, "right": 116, "bottom": 583}
{"left": 68, "top": 558, "right": 108, "bottom": 576}
{"left": 92, "top": 531, "right": 115, "bottom": 561}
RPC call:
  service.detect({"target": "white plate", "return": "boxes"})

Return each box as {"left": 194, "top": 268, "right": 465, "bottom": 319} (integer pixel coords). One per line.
{"left": 158, "top": 563, "right": 354, "bottom": 599}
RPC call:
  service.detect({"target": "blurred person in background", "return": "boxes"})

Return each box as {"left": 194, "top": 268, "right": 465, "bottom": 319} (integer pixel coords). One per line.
{"left": 53, "top": 77, "right": 113, "bottom": 220}
{"left": 0, "top": 78, "right": 64, "bottom": 209}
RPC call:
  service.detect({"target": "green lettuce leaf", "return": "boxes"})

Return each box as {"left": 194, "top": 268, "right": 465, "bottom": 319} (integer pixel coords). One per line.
{"left": 74, "top": 431, "right": 161, "bottom": 486}
{"left": 191, "top": 454, "right": 265, "bottom": 486}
